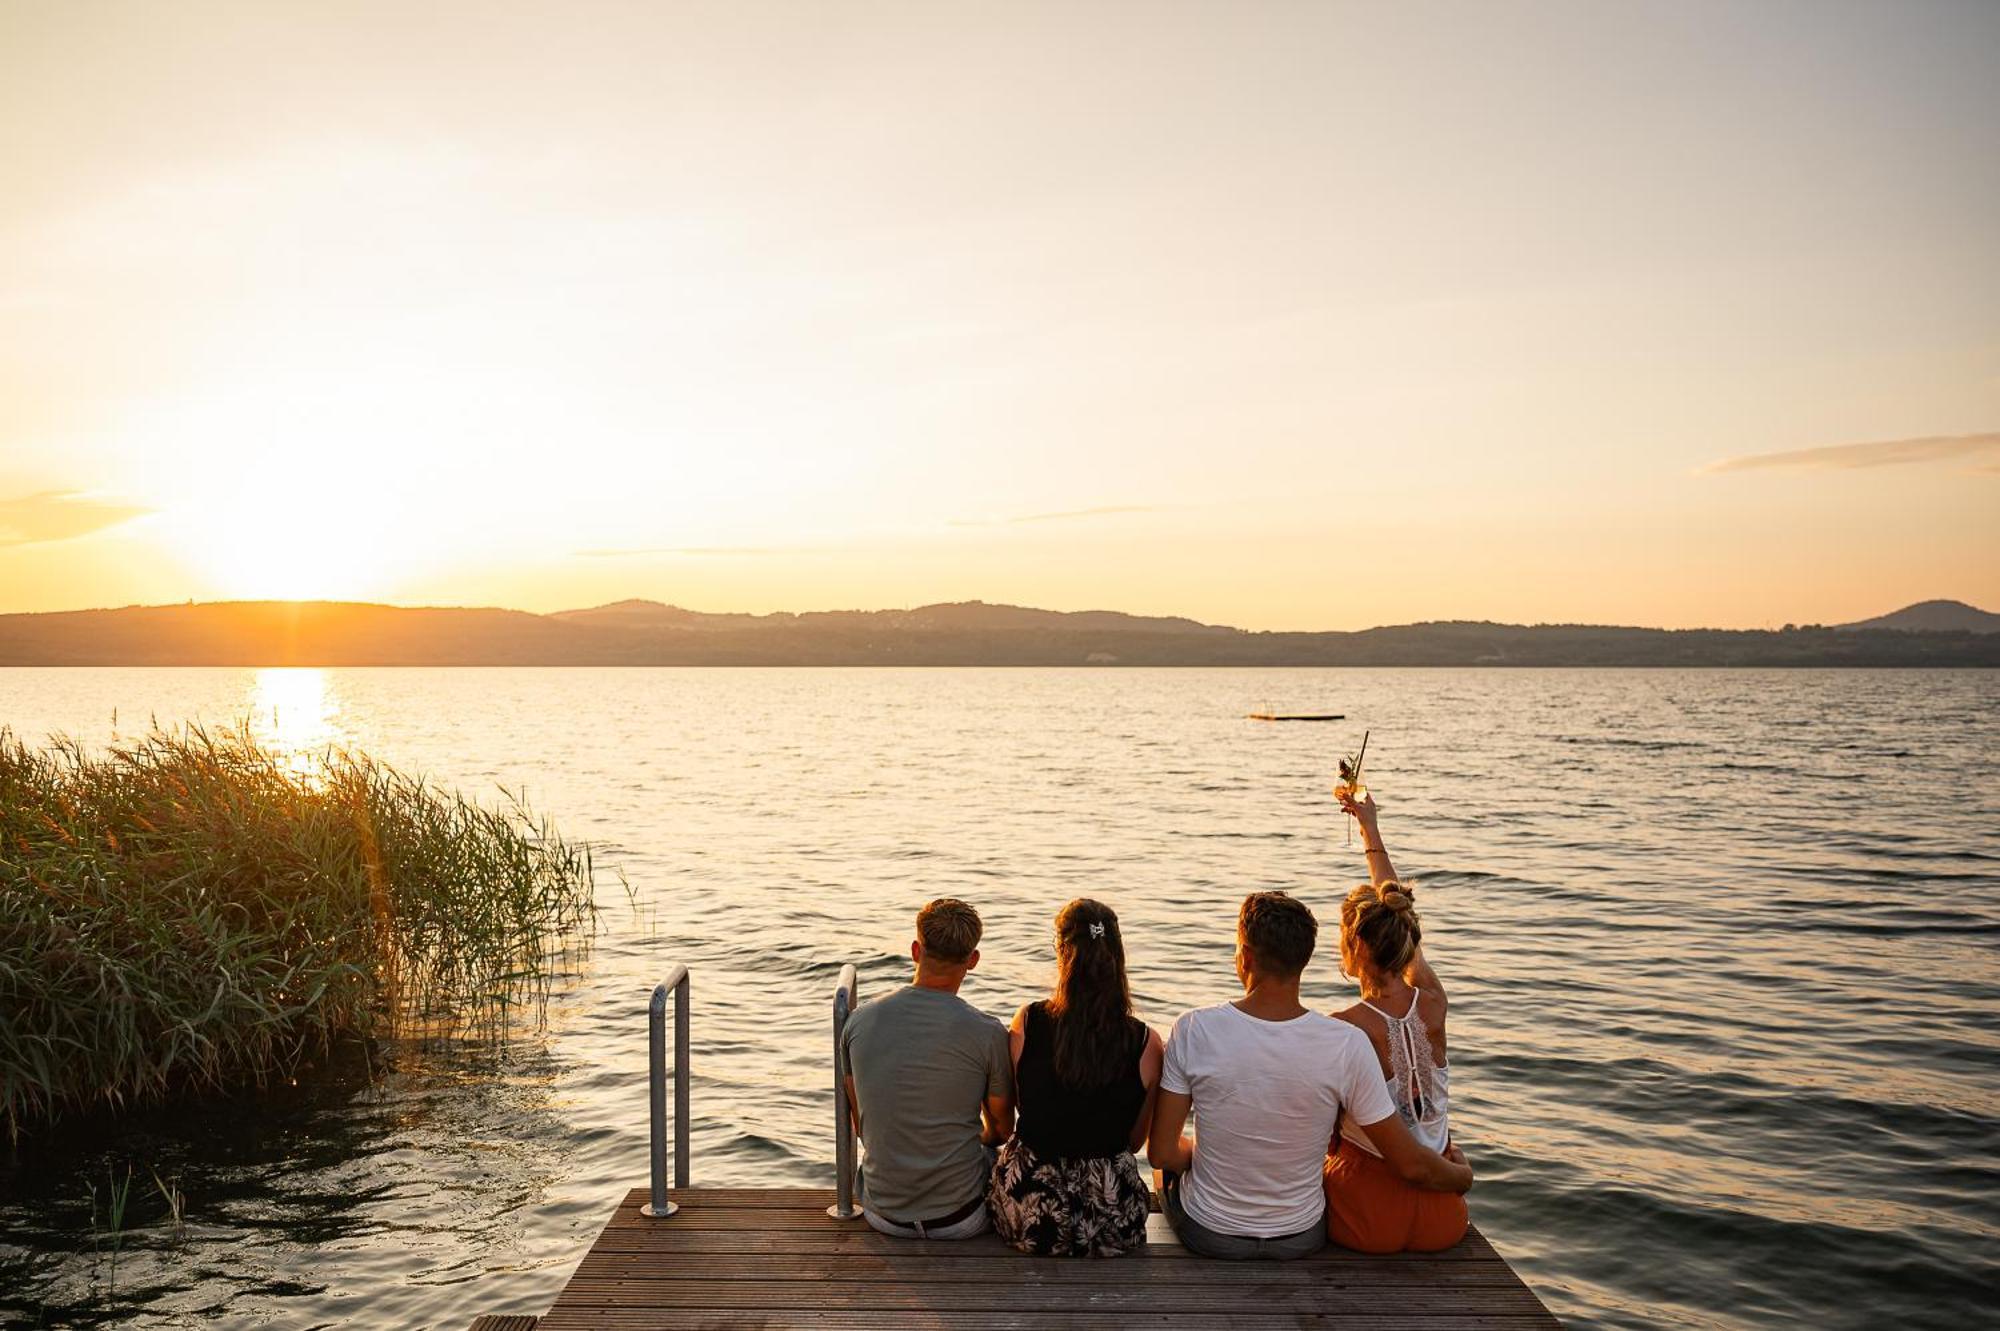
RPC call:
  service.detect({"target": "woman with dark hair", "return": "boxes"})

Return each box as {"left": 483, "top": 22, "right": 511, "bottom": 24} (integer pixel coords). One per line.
{"left": 987, "top": 898, "right": 1163, "bottom": 1256}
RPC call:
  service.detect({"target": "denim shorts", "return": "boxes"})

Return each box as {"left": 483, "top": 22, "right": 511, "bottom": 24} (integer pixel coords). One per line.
{"left": 1160, "top": 1170, "right": 1325, "bottom": 1260}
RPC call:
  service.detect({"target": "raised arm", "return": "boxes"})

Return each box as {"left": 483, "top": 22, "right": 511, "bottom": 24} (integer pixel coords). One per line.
{"left": 1341, "top": 790, "right": 1444, "bottom": 996}
{"left": 1340, "top": 788, "right": 1398, "bottom": 888}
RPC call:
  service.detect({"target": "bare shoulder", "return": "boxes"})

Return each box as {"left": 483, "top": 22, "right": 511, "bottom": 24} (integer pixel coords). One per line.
{"left": 1418, "top": 986, "right": 1449, "bottom": 1024}
{"left": 1009, "top": 1003, "right": 1031, "bottom": 1032}
{"left": 1138, "top": 1023, "right": 1165, "bottom": 1081}
{"left": 1333, "top": 1004, "right": 1395, "bottom": 1076}
{"left": 1330, "top": 1002, "right": 1375, "bottom": 1032}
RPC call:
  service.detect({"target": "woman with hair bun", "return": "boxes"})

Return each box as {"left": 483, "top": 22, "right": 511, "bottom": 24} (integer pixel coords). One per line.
{"left": 987, "top": 898, "right": 1163, "bottom": 1256}
{"left": 1322, "top": 789, "right": 1469, "bottom": 1252}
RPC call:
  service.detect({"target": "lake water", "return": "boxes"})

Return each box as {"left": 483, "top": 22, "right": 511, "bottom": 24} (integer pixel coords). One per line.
{"left": 2, "top": 667, "right": 1996, "bottom": 1329}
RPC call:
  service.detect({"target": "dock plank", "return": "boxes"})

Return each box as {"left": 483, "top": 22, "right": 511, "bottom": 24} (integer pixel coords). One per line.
{"left": 532, "top": 1188, "right": 1559, "bottom": 1330}
{"left": 549, "top": 1282, "right": 1552, "bottom": 1313}
{"left": 570, "top": 1254, "right": 1526, "bottom": 1285}
{"left": 541, "top": 1315, "right": 1552, "bottom": 1330}
{"left": 581, "top": 1226, "right": 1501, "bottom": 1262}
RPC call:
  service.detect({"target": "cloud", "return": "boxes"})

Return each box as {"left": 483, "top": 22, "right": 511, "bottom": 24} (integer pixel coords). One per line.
{"left": 0, "top": 490, "right": 151, "bottom": 547}
{"left": 574, "top": 545, "right": 777, "bottom": 558}
{"left": 951, "top": 504, "right": 1159, "bottom": 528}
{"left": 1701, "top": 432, "right": 2000, "bottom": 475}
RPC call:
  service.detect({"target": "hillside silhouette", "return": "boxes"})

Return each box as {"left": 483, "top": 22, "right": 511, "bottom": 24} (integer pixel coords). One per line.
{"left": 2, "top": 598, "right": 1995, "bottom": 666}
{"left": 1837, "top": 599, "right": 2000, "bottom": 634}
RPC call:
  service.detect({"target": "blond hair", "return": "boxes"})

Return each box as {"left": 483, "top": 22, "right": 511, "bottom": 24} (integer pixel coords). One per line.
{"left": 1341, "top": 880, "right": 1421, "bottom": 975}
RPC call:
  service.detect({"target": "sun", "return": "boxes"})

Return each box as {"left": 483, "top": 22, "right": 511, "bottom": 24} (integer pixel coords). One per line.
{"left": 165, "top": 449, "right": 412, "bottom": 602}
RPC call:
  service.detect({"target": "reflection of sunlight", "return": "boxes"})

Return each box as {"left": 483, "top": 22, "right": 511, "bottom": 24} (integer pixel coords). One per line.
{"left": 251, "top": 668, "right": 340, "bottom": 773}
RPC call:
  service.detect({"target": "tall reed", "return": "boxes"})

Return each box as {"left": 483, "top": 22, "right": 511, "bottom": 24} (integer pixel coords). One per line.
{"left": 0, "top": 725, "right": 596, "bottom": 1137}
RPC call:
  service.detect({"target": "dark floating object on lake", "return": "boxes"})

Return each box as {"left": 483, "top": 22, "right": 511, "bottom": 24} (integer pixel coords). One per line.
{"left": 1247, "top": 712, "right": 1344, "bottom": 722}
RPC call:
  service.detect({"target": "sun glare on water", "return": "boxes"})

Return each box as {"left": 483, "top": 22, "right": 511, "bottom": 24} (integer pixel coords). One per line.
{"left": 250, "top": 668, "right": 341, "bottom": 775}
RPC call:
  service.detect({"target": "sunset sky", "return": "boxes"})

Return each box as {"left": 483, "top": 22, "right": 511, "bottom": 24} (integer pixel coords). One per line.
{"left": 3, "top": 0, "right": 1996, "bottom": 630}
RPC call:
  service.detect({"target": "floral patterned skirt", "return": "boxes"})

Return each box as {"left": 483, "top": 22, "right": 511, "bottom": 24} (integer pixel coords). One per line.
{"left": 986, "top": 1136, "right": 1151, "bottom": 1257}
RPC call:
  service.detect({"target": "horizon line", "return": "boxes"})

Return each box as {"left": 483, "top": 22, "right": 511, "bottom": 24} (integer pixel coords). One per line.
{"left": 0, "top": 594, "right": 1988, "bottom": 638}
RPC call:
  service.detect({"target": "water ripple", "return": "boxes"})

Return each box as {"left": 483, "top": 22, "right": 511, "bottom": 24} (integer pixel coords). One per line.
{"left": 1, "top": 665, "right": 1995, "bottom": 1331}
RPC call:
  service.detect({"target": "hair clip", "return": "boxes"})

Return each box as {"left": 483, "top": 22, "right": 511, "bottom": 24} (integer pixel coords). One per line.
{"left": 1088, "top": 922, "right": 1106, "bottom": 939}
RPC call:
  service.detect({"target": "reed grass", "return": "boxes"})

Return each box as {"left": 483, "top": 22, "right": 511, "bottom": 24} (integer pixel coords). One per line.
{"left": 0, "top": 725, "right": 597, "bottom": 1137}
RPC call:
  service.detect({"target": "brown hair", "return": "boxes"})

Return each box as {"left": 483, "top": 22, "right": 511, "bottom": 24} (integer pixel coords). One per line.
{"left": 1341, "top": 880, "right": 1421, "bottom": 975}
{"left": 1046, "top": 898, "right": 1139, "bottom": 1088}
{"left": 916, "top": 897, "right": 983, "bottom": 964}
{"left": 1238, "top": 891, "right": 1317, "bottom": 978}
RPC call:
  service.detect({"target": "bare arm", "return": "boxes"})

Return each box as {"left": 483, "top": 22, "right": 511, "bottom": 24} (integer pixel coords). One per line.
{"left": 1404, "top": 946, "right": 1444, "bottom": 998}
{"left": 1341, "top": 788, "right": 1398, "bottom": 888}
{"left": 1147, "top": 1088, "right": 1195, "bottom": 1172}
{"left": 1357, "top": 1112, "right": 1472, "bottom": 1193}
{"left": 983, "top": 1021, "right": 1016, "bottom": 1146}
{"left": 1342, "top": 791, "right": 1444, "bottom": 997}
{"left": 982, "top": 1092, "right": 1015, "bottom": 1146}
{"left": 1128, "top": 1027, "right": 1165, "bottom": 1153}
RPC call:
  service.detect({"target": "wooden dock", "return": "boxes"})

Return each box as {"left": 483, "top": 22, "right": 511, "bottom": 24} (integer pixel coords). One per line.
{"left": 490, "top": 1186, "right": 1559, "bottom": 1329}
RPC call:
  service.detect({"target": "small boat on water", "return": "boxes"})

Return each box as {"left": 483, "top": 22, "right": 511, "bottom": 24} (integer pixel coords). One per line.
{"left": 1247, "top": 712, "right": 1344, "bottom": 722}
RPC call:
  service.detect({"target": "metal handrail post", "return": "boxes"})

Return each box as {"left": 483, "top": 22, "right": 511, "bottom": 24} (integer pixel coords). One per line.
{"left": 643, "top": 964, "right": 690, "bottom": 1218}
{"left": 674, "top": 966, "right": 691, "bottom": 1190}
{"left": 827, "top": 962, "right": 861, "bottom": 1219}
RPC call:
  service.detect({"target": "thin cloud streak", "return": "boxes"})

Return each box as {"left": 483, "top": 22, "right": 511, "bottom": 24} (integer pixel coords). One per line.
{"left": 1702, "top": 432, "right": 2000, "bottom": 475}
{"left": 0, "top": 490, "right": 151, "bottom": 547}
{"left": 575, "top": 546, "right": 778, "bottom": 558}
{"left": 951, "top": 504, "right": 1159, "bottom": 528}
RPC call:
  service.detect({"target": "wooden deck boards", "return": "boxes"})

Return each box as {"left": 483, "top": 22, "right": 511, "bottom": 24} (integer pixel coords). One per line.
{"left": 524, "top": 1188, "right": 1559, "bottom": 1330}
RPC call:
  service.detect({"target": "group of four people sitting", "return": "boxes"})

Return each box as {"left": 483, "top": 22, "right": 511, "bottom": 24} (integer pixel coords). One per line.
{"left": 840, "top": 791, "right": 1473, "bottom": 1259}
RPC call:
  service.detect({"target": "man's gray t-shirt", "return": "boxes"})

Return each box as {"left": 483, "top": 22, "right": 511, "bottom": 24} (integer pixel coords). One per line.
{"left": 841, "top": 984, "right": 1011, "bottom": 1223}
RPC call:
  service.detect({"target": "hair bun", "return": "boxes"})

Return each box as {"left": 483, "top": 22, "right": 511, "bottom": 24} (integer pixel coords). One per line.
{"left": 1342, "top": 880, "right": 1421, "bottom": 975}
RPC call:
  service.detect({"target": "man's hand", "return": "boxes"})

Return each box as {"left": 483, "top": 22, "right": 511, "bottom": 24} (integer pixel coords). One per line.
{"left": 1359, "top": 1112, "right": 1472, "bottom": 1194}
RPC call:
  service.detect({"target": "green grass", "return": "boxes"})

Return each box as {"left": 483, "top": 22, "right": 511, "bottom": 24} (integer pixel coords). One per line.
{"left": 0, "top": 725, "right": 597, "bottom": 1137}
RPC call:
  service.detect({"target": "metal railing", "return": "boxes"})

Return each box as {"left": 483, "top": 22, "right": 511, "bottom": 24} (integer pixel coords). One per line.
{"left": 643, "top": 964, "right": 691, "bottom": 1218}
{"left": 828, "top": 962, "right": 861, "bottom": 1219}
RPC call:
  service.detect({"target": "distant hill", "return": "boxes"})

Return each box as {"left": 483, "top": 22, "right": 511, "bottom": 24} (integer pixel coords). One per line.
{"left": 1, "top": 598, "right": 1995, "bottom": 666}
{"left": 551, "top": 599, "right": 1234, "bottom": 636}
{"left": 0, "top": 601, "right": 604, "bottom": 666}
{"left": 1837, "top": 599, "right": 2000, "bottom": 633}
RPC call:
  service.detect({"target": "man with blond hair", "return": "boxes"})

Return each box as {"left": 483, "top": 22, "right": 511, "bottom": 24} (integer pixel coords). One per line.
{"left": 841, "top": 897, "right": 1014, "bottom": 1238}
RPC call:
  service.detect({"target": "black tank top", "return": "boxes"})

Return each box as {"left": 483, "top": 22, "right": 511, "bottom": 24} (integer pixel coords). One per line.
{"left": 1014, "top": 1002, "right": 1147, "bottom": 1160}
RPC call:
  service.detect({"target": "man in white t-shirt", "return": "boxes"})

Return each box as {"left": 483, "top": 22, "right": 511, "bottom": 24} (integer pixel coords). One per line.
{"left": 1148, "top": 891, "right": 1473, "bottom": 1258}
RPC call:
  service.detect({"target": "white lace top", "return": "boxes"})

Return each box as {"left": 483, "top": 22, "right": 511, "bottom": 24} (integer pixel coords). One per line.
{"left": 1338, "top": 989, "right": 1451, "bottom": 1156}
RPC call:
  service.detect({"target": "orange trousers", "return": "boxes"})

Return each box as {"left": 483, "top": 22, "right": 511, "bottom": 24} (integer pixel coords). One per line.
{"left": 1321, "top": 1137, "right": 1469, "bottom": 1253}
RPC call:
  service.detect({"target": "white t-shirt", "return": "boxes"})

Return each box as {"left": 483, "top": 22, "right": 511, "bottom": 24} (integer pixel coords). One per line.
{"left": 1161, "top": 1002, "right": 1398, "bottom": 1237}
